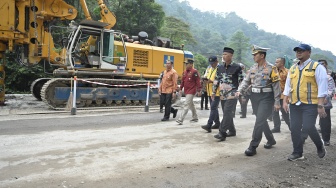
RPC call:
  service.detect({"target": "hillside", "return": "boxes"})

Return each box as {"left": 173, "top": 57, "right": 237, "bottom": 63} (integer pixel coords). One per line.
{"left": 156, "top": 0, "right": 336, "bottom": 68}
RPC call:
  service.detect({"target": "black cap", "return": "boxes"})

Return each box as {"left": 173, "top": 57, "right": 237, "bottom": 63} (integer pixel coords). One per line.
{"left": 223, "top": 47, "right": 234, "bottom": 54}
{"left": 208, "top": 56, "right": 218, "bottom": 64}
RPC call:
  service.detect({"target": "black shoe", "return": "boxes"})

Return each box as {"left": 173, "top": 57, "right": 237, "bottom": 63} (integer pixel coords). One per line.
{"left": 324, "top": 141, "right": 330, "bottom": 146}
{"left": 271, "top": 128, "right": 280, "bottom": 133}
{"left": 240, "top": 115, "right": 246, "bottom": 118}
{"left": 239, "top": 111, "right": 242, "bottom": 114}
{"left": 205, "top": 107, "right": 209, "bottom": 110}
{"left": 245, "top": 147, "right": 256, "bottom": 156}
{"left": 317, "top": 144, "right": 326, "bottom": 158}
{"left": 287, "top": 153, "right": 304, "bottom": 161}
{"left": 201, "top": 108, "right": 203, "bottom": 110}
{"left": 226, "top": 131, "right": 236, "bottom": 137}
{"left": 268, "top": 117, "right": 273, "bottom": 121}
{"left": 160, "top": 109, "right": 163, "bottom": 113}
{"left": 211, "top": 124, "right": 220, "bottom": 129}
{"left": 214, "top": 132, "right": 226, "bottom": 141}
{"left": 264, "top": 140, "right": 276, "bottom": 149}
{"left": 201, "top": 125, "right": 212, "bottom": 133}
{"left": 173, "top": 109, "right": 178, "bottom": 118}
{"left": 161, "top": 118, "right": 169, "bottom": 121}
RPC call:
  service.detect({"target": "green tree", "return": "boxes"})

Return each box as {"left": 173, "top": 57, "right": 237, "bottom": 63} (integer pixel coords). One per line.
{"left": 193, "top": 53, "right": 207, "bottom": 75}
{"left": 160, "top": 16, "right": 196, "bottom": 47}
{"left": 227, "top": 30, "right": 250, "bottom": 66}
{"left": 109, "top": 0, "right": 165, "bottom": 38}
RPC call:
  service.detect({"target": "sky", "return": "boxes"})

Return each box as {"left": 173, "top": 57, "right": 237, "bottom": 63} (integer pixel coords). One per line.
{"left": 185, "top": 0, "right": 336, "bottom": 55}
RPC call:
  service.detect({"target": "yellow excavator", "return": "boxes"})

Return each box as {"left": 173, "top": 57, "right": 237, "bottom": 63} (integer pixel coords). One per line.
{"left": 0, "top": 0, "right": 193, "bottom": 108}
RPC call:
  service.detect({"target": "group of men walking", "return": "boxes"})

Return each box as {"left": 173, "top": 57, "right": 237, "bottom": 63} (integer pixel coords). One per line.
{"left": 159, "top": 43, "right": 331, "bottom": 161}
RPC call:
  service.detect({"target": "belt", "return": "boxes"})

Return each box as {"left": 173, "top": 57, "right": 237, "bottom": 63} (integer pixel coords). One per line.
{"left": 251, "top": 87, "right": 273, "bottom": 93}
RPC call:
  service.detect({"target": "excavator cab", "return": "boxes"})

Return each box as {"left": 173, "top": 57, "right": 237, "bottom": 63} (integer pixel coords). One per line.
{"left": 66, "top": 20, "right": 127, "bottom": 73}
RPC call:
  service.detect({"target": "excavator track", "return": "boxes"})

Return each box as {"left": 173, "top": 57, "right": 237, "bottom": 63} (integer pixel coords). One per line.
{"left": 40, "top": 78, "right": 160, "bottom": 110}
{"left": 31, "top": 78, "right": 52, "bottom": 101}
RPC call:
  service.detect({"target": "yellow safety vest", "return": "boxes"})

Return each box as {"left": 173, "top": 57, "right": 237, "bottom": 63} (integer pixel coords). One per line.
{"left": 207, "top": 67, "right": 220, "bottom": 96}
{"left": 289, "top": 61, "right": 319, "bottom": 104}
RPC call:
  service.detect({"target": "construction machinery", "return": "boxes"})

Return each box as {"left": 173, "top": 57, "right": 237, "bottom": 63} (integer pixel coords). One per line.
{"left": 0, "top": 0, "right": 193, "bottom": 109}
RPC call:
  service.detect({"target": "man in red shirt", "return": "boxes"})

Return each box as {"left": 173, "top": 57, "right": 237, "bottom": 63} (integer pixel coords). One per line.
{"left": 176, "top": 59, "right": 202, "bottom": 125}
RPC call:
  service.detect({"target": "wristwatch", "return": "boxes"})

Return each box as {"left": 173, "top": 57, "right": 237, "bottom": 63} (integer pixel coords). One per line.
{"left": 318, "top": 104, "right": 324, "bottom": 109}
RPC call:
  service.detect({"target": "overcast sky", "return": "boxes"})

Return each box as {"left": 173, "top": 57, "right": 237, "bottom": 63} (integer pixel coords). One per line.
{"left": 185, "top": 0, "right": 336, "bottom": 55}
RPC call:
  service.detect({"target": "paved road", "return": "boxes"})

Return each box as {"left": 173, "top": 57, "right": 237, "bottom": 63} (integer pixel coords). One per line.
{"left": 0, "top": 99, "right": 335, "bottom": 187}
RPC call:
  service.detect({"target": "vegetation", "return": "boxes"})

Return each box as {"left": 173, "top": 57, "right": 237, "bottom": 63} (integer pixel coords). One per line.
{"left": 4, "top": 0, "right": 336, "bottom": 93}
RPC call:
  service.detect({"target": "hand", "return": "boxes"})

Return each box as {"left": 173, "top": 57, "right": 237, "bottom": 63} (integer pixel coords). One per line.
{"left": 283, "top": 101, "right": 289, "bottom": 113}
{"left": 172, "top": 93, "right": 176, "bottom": 100}
{"left": 318, "top": 107, "right": 327, "bottom": 118}
{"left": 235, "top": 91, "right": 240, "bottom": 98}
{"left": 211, "top": 93, "right": 215, "bottom": 101}
{"left": 197, "top": 91, "right": 201, "bottom": 97}
{"left": 274, "top": 104, "right": 281, "bottom": 112}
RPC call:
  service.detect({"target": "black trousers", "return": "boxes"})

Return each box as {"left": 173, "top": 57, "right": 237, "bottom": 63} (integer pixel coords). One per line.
{"left": 320, "top": 108, "right": 331, "bottom": 142}
{"left": 159, "top": 94, "right": 165, "bottom": 110}
{"left": 240, "top": 95, "right": 250, "bottom": 117}
{"left": 249, "top": 92, "right": 275, "bottom": 148}
{"left": 273, "top": 99, "right": 290, "bottom": 130}
{"left": 161, "top": 93, "right": 172, "bottom": 119}
{"left": 201, "top": 92, "right": 208, "bottom": 109}
{"left": 219, "top": 99, "right": 238, "bottom": 135}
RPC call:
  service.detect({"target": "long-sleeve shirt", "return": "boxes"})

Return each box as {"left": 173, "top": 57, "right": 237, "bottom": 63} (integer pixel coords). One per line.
{"left": 283, "top": 58, "right": 328, "bottom": 98}
{"left": 238, "top": 61, "right": 281, "bottom": 106}
{"left": 213, "top": 62, "right": 244, "bottom": 98}
{"left": 180, "top": 68, "right": 201, "bottom": 95}
{"left": 327, "top": 75, "right": 335, "bottom": 96}
{"left": 278, "top": 67, "right": 288, "bottom": 99}
{"left": 159, "top": 68, "right": 178, "bottom": 94}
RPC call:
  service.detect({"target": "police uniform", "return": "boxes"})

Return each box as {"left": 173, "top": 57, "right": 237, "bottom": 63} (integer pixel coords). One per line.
{"left": 238, "top": 45, "right": 281, "bottom": 156}
{"left": 213, "top": 47, "right": 244, "bottom": 141}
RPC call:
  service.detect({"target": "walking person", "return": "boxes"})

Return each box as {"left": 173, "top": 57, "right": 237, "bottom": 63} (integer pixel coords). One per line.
{"left": 176, "top": 59, "right": 201, "bottom": 125}
{"left": 200, "top": 70, "right": 209, "bottom": 110}
{"left": 283, "top": 44, "right": 328, "bottom": 161}
{"left": 159, "top": 60, "right": 178, "bottom": 121}
{"left": 318, "top": 59, "right": 335, "bottom": 146}
{"left": 201, "top": 56, "right": 221, "bottom": 132}
{"left": 235, "top": 45, "right": 281, "bottom": 156}
{"left": 271, "top": 57, "right": 291, "bottom": 133}
{"left": 213, "top": 47, "right": 244, "bottom": 141}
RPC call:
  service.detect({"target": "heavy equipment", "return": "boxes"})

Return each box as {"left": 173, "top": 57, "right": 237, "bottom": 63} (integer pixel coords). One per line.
{"left": 0, "top": 0, "right": 193, "bottom": 108}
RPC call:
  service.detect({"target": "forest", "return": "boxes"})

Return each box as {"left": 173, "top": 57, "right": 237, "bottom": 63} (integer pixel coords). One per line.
{"left": 4, "top": 0, "right": 336, "bottom": 93}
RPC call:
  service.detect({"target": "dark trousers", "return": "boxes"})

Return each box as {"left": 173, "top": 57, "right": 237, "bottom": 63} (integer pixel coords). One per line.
{"left": 207, "top": 96, "right": 220, "bottom": 126}
{"left": 249, "top": 92, "right": 275, "bottom": 148}
{"left": 159, "top": 94, "right": 164, "bottom": 110}
{"left": 289, "top": 104, "right": 323, "bottom": 155}
{"left": 161, "top": 93, "right": 172, "bottom": 119}
{"left": 273, "top": 99, "right": 290, "bottom": 130}
{"left": 219, "top": 99, "right": 238, "bottom": 134}
{"left": 201, "top": 92, "right": 208, "bottom": 109}
{"left": 319, "top": 108, "right": 331, "bottom": 142}
{"left": 240, "top": 95, "right": 250, "bottom": 117}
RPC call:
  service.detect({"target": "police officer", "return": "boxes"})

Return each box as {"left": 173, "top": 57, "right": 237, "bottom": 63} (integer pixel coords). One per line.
{"left": 236, "top": 45, "right": 281, "bottom": 156}
{"left": 283, "top": 44, "right": 328, "bottom": 161}
{"left": 213, "top": 47, "right": 244, "bottom": 141}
